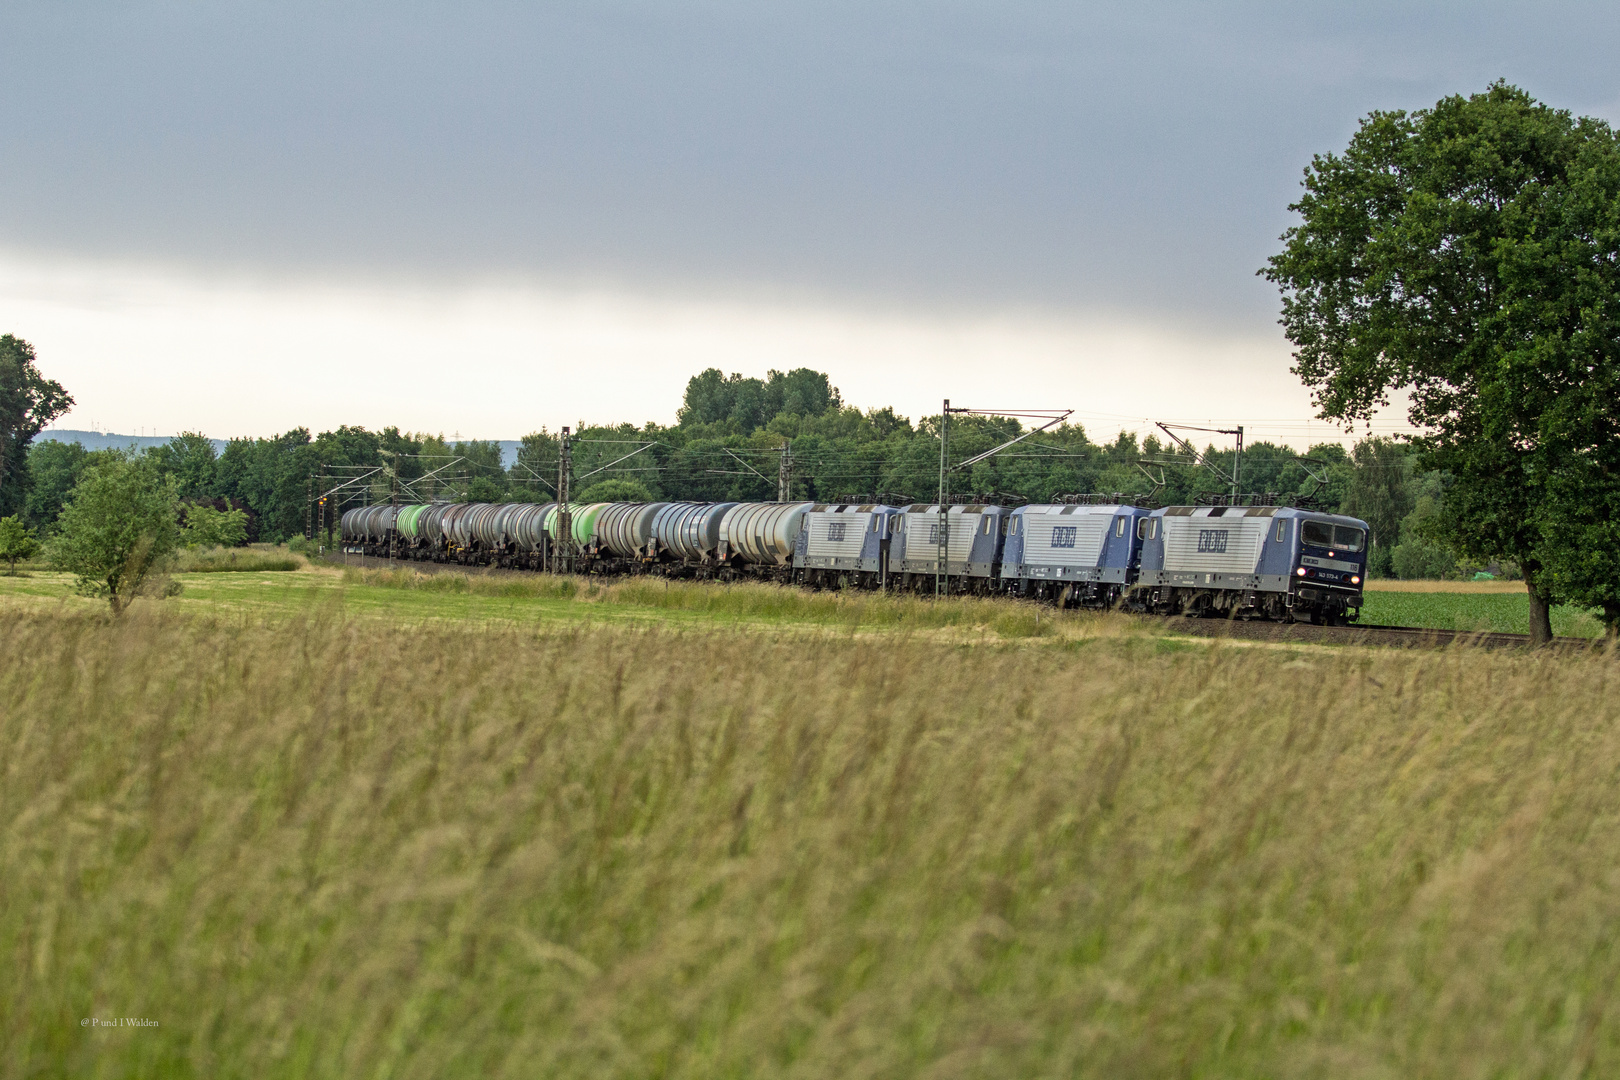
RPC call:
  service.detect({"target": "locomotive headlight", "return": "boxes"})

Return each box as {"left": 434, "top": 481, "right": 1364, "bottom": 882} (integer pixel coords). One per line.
{"left": 1351, "top": 575, "right": 1361, "bottom": 585}
{"left": 1296, "top": 567, "right": 1308, "bottom": 577}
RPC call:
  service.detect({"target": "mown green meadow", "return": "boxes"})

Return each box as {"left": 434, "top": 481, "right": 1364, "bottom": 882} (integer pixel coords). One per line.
{"left": 0, "top": 566, "right": 1086, "bottom": 640}
{"left": 1360, "top": 588, "right": 1605, "bottom": 637}
{"left": 2, "top": 566, "right": 1619, "bottom": 1077}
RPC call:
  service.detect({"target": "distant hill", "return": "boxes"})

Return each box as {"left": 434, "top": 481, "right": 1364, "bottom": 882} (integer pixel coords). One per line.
{"left": 38, "top": 430, "right": 523, "bottom": 468}
{"left": 36, "top": 430, "right": 226, "bottom": 455}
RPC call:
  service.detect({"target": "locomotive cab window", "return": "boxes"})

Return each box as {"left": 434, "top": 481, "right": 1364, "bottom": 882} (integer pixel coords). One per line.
{"left": 1333, "top": 525, "right": 1366, "bottom": 552}
{"left": 1274, "top": 520, "right": 1287, "bottom": 543}
{"left": 1136, "top": 518, "right": 1148, "bottom": 540}
{"left": 1302, "top": 521, "right": 1334, "bottom": 547}
{"left": 1115, "top": 517, "right": 1126, "bottom": 537}
{"left": 983, "top": 517, "right": 994, "bottom": 536}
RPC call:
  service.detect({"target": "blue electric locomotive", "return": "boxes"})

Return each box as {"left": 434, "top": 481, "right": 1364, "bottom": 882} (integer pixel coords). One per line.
{"left": 1128, "top": 506, "right": 1368, "bottom": 624}
{"left": 891, "top": 503, "right": 1011, "bottom": 594}
{"left": 1000, "top": 503, "right": 1153, "bottom": 607}
{"left": 793, "top": 503, "right": 902, "bottom": 589}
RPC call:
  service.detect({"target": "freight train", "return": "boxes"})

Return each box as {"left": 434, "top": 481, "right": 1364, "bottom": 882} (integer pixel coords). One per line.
{"left": 340, "top": 498, "right": 1370, "bottom": 624}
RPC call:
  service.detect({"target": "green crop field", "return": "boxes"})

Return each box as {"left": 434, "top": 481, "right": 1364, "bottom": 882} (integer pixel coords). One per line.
{"left": 1360, "top": 589, "right": 1606, "bottom": 637}
{"left": 4, "top": 567, "right": 1620, "bottom": 1077}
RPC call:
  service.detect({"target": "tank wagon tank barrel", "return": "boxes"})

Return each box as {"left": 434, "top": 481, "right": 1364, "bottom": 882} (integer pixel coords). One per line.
{"left": 719, "top": 502, "right": 815, "bottom": 567}
{"left": 597, "top": 502, "right": 667, "bottom": 560}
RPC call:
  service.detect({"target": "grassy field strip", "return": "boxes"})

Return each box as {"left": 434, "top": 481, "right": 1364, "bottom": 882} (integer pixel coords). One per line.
{"left": 327, "top": 566, "right": 1609, "bottom": 638}
{"left": 7, "top": 607, "right": 1620, "bottom": 1077}
{"left": 0, "top": 570, "right": 1143, "bottom": 646}
{"left": 0, "top": 566, "right": 1607, "bottom": 638}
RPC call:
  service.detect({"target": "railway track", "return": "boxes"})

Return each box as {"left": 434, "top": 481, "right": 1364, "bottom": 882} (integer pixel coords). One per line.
{"left": 321, "top": 553, "right": 1601, "bottom": 651}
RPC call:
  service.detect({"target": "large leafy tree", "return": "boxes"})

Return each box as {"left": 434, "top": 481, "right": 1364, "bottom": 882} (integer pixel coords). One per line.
{"left": 453, "top": 439, "right": 508, "bottom": 502}
{"left": 677, "top": 368, "right": 842, "bottom": 433}
{"left": 0, "top": 335, "right": 74, "bottom": 518}
{"left": 22, "top": 439, "right": 120, "bottom": 531}
{"left": 215, "top": 428, "right": 314, "bottom": 542}
{"left": 147, "top": 431, "right": 220, "bottom": 498}
{"left": 1263, "top": 82, "right": 1620, "bottom": 643}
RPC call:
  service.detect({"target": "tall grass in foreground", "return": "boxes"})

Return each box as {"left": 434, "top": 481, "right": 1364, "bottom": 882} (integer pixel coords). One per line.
{"left": 4, "top": 609, "right": 1620, "bottom": 1078}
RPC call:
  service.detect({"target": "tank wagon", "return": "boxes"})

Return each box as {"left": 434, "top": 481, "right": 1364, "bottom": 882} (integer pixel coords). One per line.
{"left": 592, "top": 502, "right": 664, "bottom": 570}
{"left": 340, "top": 505, "right": 398, "bottom": 547}
{"left": 891, "top": 504, "right": 1011, "bottom": 593}
{"left": 1125, "top": 506, "right": 1367, "bottom": 624}
{"left": 540, "top": 503, "right": 612, "bottom": 555}
{"left": 793, "top": 504, "right": 902, "bottom": 589}
{"left": 717, "top": 502, "right": 815, "bottom": 578}
{"left": 395, "top": 504, "right": 428, "bottom": 544}
{"left": 502, "top": 503, "right": 556, "bottom": 566}
{"left": 645, "top": 502, "right": 736, "bottom": 569}
{"left": 339, "top": 498, "right": 1369, "bottom": 624}
{"left": 1002, "top": 503, "right": 1152, "bottom": 608}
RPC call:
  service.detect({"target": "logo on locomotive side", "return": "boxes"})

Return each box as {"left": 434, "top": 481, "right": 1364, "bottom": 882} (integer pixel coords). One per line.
{"left": 1051, "top": 525, "right": 1077, "bottom": 548}
{"left": 826, "top": 521, "right": 847, "bottom": 542}
{"left": 1196, "top": 529, "right": 1229, "bottom": 553}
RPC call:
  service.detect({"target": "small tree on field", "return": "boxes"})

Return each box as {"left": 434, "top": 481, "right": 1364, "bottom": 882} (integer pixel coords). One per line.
{"left": 0, "top": 515, "right": 39, "bottom": 574}
{"left": 49, "top": 459, "right": 181, "bottom": 614}
{"left": 182, "top": 503, "right": 249, "bottom": 548}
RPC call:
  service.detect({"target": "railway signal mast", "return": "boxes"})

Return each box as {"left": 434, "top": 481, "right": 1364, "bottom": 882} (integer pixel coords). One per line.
{"left": 555, "top": 427, "right": 573, "bottom": 574}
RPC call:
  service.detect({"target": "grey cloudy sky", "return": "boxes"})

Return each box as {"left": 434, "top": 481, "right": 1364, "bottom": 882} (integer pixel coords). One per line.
{"left": 2, "top": 2, "right": 1617, "bottom": 442}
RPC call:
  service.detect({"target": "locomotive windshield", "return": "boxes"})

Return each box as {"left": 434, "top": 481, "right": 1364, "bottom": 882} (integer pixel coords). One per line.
{"left": 1302, "top": 520, "right": 1366, "bottom": 552}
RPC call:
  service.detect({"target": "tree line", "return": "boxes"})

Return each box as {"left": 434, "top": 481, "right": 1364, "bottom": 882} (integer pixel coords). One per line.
{"left": 9, "top": 348, "right": 1480, "bottom": 582}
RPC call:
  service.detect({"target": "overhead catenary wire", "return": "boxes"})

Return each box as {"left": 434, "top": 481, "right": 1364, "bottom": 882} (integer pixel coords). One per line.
{"left": 310, "top": 402, "right": 1419, "bottom": 543}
